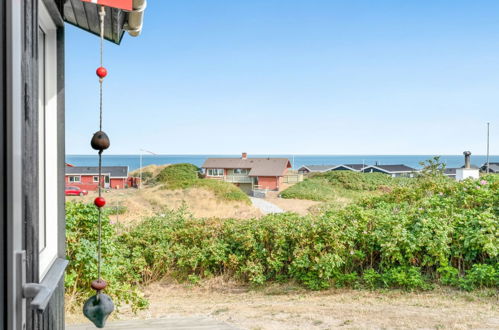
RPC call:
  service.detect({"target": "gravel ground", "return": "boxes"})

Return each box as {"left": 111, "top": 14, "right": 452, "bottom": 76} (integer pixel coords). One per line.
{"left": 250, "top": 197, "right": 284, "bottom": 214}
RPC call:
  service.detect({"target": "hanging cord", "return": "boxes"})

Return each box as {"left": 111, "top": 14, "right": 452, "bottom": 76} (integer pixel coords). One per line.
{"left": 97, "top": 5, "right": 106, "bottom": 283}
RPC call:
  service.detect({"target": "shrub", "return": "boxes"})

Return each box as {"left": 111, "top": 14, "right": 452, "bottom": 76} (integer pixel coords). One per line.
{"left": 281, "top": 171, "right": 408, "bottom": 202}
{"left": 155, "top": 163, "right": 249, "bottom": 203}
{"left": 120, "top": 175, "right": 498, "bottom": 291}
{"left": 156, "top": 163, "right": 199, "bottom": 189}
{"left": 65, "top": 202, "right": 147, "bottom": 311}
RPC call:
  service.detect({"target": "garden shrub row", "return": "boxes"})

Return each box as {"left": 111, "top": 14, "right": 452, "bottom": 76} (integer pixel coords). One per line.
{"left": 66, "top": 175, "right": 498, "bottom": 310}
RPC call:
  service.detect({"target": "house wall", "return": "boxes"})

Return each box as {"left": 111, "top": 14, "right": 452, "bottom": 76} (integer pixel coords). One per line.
{"left": 257, "top": 176, "right": 280, "bottom": 190}
{"left": 20, "top": 1, "right": 67, "bottom": 329}
{"left": 65, "top": 175, "right": 128, "bottom": 190}
{"left": 110, "top": 177, "right": 127, "bottom": 189}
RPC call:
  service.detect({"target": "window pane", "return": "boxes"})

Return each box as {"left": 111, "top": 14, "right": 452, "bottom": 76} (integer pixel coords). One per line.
{"left": 38, "top": 26, "right": 46, "bottom": 253}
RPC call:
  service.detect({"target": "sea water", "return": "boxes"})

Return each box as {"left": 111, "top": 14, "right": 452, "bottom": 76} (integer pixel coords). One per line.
{"left": 66, "top": 154, "right": 499, "bottom": 172}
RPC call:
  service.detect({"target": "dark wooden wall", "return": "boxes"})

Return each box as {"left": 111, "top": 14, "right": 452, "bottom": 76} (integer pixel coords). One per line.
{"left": 23, "top": 0, "right": 66, "bottom": 329}
{"left": 0, "top": 0, "right": 6, "bottom": 326}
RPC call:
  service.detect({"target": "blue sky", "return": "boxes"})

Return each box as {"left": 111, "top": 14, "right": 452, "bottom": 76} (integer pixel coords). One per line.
{"left": 66, "top": 0, "right": 499, "bottom": 155}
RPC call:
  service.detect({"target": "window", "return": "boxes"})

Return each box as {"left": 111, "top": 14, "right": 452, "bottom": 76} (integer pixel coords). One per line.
{"left": 93, "top": 176, "right": 99, "bottom": 182}
{"left": 69, "top": 176, "right": 81, "bottom": 183}
{"left": 233, "top": 168, "right": 249, "bottom": 175}
{"left": 208, "top": 169, "right": 224, "bottom": 176}
{"left": 38, "top": 1, "right": 58, "bottom": 278}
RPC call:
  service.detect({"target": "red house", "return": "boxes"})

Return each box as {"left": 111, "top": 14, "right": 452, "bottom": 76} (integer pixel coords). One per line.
{"left": 65, "top": 166, "right": 129, "bottom": 191}
{"left": 202, "top": 153, "right": 292, "bottom": 193}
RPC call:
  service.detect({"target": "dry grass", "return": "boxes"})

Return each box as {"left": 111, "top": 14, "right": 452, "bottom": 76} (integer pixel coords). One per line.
{"left": 66, "top": 280, "right": 499, "bottom": 329}
{"left": 67, "top": 185, "right": 261, "bottom": 224}
{"left": 129, "top": 164, "right": 170, "bottom": 177}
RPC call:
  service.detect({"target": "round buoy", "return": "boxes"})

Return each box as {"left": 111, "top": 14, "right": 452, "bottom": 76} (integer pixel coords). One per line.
{"left": 94, "top": 197, "right": 106, "bottom": 208}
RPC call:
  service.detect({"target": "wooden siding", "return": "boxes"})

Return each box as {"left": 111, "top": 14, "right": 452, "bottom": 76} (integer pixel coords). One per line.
{"left": 63, "top": 0, "right": 127, "bottom": 44}
{"left": 0, "top": 0, "right": 6, "bottom": 325}
{"left": 23, "top": 1, "right": 66, "bottom": 329}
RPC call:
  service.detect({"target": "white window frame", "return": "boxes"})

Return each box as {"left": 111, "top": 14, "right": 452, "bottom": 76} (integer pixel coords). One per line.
{"left": 93, "top": 176, "right": 99, "bottom": 182}
{"left": 208, "top": 169, "right": 224, "bottom": 176}
{"left": 69, "top": 175, "right": 81, "bottom": 183}
{"left": 38, "top": 1, "right": 58, "bottom": 279}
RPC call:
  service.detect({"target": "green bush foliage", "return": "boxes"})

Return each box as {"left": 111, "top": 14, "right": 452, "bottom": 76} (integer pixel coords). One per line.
{"left": 66, "top": 175, "right": 498, "bottom": 310}
{"left": 155, "top": 163, "right": 249, "bottom": 203}
{"left": 119, "top": 175, "right": 498, "bottom": 291}
{"left": 156, "top": 163, "right": 199, "bottom": 189}
{"left": 65, "top": 202, "right": 147, "bottom": 311}
{"left": 281, "top": 171, "right": 409, "bottom": 201}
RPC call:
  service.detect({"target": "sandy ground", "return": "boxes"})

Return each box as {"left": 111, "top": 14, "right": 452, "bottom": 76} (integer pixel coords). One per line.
{"left": 67, "top": 185, "right": 262, "bottom": 223}
{"left": 67, "top": 281, "right": 499, "bottom": 329}
{"left": 264, "top": 191, "right": 320, "bottom": 216}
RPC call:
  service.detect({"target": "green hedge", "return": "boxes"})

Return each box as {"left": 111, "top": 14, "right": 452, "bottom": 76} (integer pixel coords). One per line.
{"left": 121, "top": 175, "right": 498, "bottom": 291}
{"left": 66, "top": 175, "right": 498, "bottom": 310}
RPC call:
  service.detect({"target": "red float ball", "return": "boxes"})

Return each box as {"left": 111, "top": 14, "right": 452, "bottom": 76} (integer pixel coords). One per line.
{"left": 96, "top": 67, "right": 108, "bottom": 78}
{"left": 94, "top": 197, "right": 106, "bottom": 208}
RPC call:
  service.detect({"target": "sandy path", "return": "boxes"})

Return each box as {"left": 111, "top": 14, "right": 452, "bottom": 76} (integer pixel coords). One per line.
{"left": 67, "top": 282, "right": 499, "bottom": 329}
{"left": 250, "top": 197, "right": 284, "bottom": 214}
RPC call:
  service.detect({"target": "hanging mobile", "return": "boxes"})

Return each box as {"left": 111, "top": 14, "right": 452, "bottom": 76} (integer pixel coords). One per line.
{"left": 83, "top": 5, "right": 114, "bottom": 328}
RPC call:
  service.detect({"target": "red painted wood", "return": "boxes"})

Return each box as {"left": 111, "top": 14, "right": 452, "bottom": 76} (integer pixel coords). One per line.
{"left": 80, "top": 0, "right": 133, "bottom": 11}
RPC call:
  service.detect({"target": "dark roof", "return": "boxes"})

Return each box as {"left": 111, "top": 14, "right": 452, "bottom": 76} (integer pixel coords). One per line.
{"left": 365, "top": 164, "right": 416, "bottom": 173}
{"left": 63, "top": 0, "right": 129, "bottom": 44}
{"left": 202, "top": 158, "right": 291, "bottom": 177}
{"left": 334, "top": 164, "right": 365, "bottom": 171}
{"left": 66, "top": 166, "right": 128, "bottom": 178}
{"left": 299, "top": 165, "right": 336, "bottom": 172}
{"left": 481, "top": 163, "right": 499, "bottom": 173}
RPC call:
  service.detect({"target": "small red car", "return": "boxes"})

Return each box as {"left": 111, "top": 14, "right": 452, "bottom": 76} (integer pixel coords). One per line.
{"left": 65, "top": 186, "right": 88, "bottom": 196}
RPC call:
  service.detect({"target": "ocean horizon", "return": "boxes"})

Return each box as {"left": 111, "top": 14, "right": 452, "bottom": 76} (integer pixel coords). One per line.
{"left": 65, "top": 154, "right": 499, "bottom": 172}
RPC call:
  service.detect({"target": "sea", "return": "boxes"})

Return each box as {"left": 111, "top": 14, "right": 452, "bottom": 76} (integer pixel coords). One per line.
{"left": 65, "top": 154, "right": 499, "bottom": 172}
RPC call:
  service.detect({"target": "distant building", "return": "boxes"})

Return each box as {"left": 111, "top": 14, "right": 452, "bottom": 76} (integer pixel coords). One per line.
{"left": 331, "top": 164, "right": 366, "bottom": 172}
{"left": 444, "top": 167, "right": 458, "bottom": 179}
{"left": 481, "top": 162, "right": 499, "bottom": 173}
{"left": 361, "top": 165, "right": 417, "bottom": 177}
{"left": 65, "top": 166, "right": 130, "bottom": 190}
{"left": 455, "top": 151, "right": 480, "bottom": 181}
{"left": 202, "top": 153, "right": 292, "bottom": 192}
{"left": 298, "top": 163, "right": 416, "bottom": 177}
{"left": 297, "top": 165, "right": 336, "bottom": 174}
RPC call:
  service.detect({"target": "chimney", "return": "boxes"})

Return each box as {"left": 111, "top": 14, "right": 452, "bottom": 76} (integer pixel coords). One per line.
{"left": 463, "top": 151, "right": 471, "bottom": 169}
{"left": 242, "top": 152, "right": 248, "bottom": 160}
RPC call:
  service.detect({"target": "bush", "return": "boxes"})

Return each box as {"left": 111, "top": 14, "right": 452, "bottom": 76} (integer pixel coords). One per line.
{"left": 65, "top": 202, "right": 147, "bottom": 311}
{"left": 281, "top": 171, "right": 408, "bottom": 202}
{"left": 156, "top": 163, "right": 199, "bottom": 189}
{"left": 120, "top": 175, "right": 498, "bottom": 291}
{"left": 68, "top": 175, "right": 498, "bottom": 308}
{"left": 155, "top": 163, "right": 249, "bottom": 203}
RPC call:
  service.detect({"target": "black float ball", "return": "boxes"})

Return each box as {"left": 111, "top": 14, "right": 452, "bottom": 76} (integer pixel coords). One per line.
{"left": 91, "top": 131, "right": 110, "bottom": 151}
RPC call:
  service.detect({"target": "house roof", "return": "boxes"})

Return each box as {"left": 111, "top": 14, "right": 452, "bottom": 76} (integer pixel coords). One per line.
{"left": 481, "top": 163, "right": 499, "bottom": 173}
{"left": 298, "top": 165, "right": 336, "bottom": 172}
{"left": 202, "top": 158, "right": 291, "bottom": 177}
{"left": 65, "top": 166, "right": 129, "bottom": 178}
{"left": 364, "top": 164, "right": 416, "bottom": 173}
{"left": 332, "top": 164, "right": 365, "bottom": 171}
{"left": 62, "top": 0, "right": 145, "bottom": 44}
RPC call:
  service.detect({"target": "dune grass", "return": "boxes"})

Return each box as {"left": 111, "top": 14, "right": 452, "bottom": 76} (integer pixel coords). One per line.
{"left": 281, "top": 171, "right": 407, "bottom": 202}
{"left": 156, "top": 163, "right": 250, "bottom": 203}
